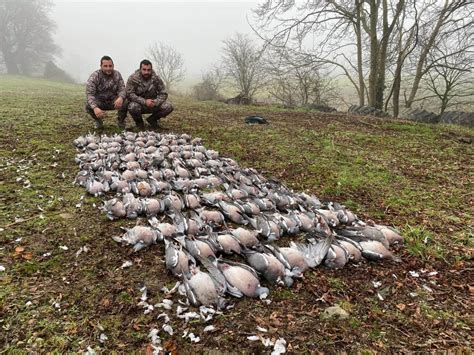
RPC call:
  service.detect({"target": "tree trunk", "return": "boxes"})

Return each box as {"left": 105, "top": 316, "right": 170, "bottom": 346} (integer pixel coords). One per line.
{"left": 405, "top": 1, "right": 450, "bottom": 108}
{"left": 355, "top": 0, "right": 365, "bottom": 106}
{"left": 392, "top": 58, "right": 403, "bottom": 118}
{"left": 375, "top": 0, "right": 404, "bottom": 110}
{"left": 391, "top": 7, "right": 406, "bottom": 117}
{"left": 368, "top": 0, "right": 379, "bottom": 107}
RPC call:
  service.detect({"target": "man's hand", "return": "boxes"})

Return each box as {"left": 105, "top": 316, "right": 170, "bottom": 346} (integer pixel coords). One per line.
{"left": 93, "top": 107, "right": 105, "bottom": 119}
{"left": 114, "top": 96, "right": 123, "bottom": 109}
{"left": 145, "top": 99, "right": 155, "bottom": 108}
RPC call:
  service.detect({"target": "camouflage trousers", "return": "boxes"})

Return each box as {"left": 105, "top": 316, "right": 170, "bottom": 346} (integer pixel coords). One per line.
{"left": 128, "top": 101, "right": 174, "bottom": 119}
{"left": 85, "top": 98, "right": 128, "bottom": 120}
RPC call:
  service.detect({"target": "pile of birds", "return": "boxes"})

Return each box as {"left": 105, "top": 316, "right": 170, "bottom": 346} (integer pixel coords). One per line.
{"left": 74, "top": 131, "right": 404, "bottom": 309}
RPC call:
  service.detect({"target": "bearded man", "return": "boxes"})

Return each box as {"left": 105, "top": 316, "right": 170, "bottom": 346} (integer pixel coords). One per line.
{"left": 125, "top": 59, "right": 173, "bottom": 129}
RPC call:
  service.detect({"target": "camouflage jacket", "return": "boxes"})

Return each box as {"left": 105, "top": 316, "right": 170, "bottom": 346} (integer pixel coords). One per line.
{"left": 125, "top": 69, "right": 168, "bottom": 107}
{"left": 86, "top": 70, "right": 126, "bottom": 109}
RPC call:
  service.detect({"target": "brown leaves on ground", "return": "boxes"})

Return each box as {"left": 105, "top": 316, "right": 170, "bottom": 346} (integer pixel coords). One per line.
{"left": 1, "top": 84, "right": 473, "bottom": 352}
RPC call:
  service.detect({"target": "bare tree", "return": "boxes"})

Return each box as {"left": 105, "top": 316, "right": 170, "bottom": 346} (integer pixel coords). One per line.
{"left": 253, "top": 0, "right": 405, "bottom": 110}
{"left": 193, "top": 65, "right": 224, "bottom": 101}
{"left": 383, "top": 2, "right": 419, "bottom": 117}
{"left": 221, "top": 33, "right": 266, "bottom": 101}
{"left": 421, "top": 34, "right": 474, "bottom": 113}
{"left": 0, "top": 0, "right": 59, "bottom": 75}
{"left": 404, "top": 0, "right": 473, "bottom": 109}
{"left": 147, "top": 42, "right": 186, "bottom": 91}
{"left": 253, "top": 0, "right": 472, "bottom": 113}
{"left": 264, "top": 47, "right": 337, "bottom": 107}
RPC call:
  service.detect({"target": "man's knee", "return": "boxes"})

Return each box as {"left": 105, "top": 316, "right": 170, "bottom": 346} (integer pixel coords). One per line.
{"left": 158, "top": 101, "right": 173, "bottom": 117}
{"left": 128, "top": 102, "right": 142, "bottom": 115}
{"left": 85, "top": 103, "right": 97, "bottom": 118}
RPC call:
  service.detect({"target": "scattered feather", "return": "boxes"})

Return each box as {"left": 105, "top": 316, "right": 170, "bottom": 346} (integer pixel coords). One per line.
{"left": 156, "top": 299, "right": 173, "bottom": 310}
{"left": 99, "top": 333, "right": 108, "bottom": 343}
{"left": 148, "top": 328, "right": 163, "bottom": 353}
{"left": 162, "top": 324, "right": 174, "bottom": 335}
{"left": 157, "top": 313, "right": 170, "bottom": 323}
{"left": 161, "top": 281, "right": 181, "bottom": 294}
{"left": 187, "top": 332, "right": 200, "bottom": 343}
{"left": 422, "top": 284, "right": 433, "bottom": 293}
{"left": 85, "top": 346, "right": 96, "bottom": 355}
{"left": 75, "top": 246, "right": 90, "bottom": 258}
{"left": 120, "top": 261, "right": 133, "bottom": 269}
{"left": 272, "top": 338, "right": 287, "bottom": 355}
{"left": 203, "top": 325, "right": 216, "bottom": 332}
{"left": 372, "top": 281, "right": 382, "bottom": 288}
{"left": 178, "top": 311, "right": 200, "bottom": 322}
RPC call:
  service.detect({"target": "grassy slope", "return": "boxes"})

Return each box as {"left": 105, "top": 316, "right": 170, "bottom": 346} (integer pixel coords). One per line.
{"left": 0, "top": 75, "right": 472, "bottom": 352}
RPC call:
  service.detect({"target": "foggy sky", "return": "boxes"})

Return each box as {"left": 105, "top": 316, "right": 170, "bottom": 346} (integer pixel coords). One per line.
{"left": 52, "top": 0, "right": 259, "bottom": 87}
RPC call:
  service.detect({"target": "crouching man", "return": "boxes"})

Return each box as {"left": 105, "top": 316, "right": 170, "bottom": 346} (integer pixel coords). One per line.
{"left": 126, "top": 59, "right": 173, "bottom": 129}
{"left": 85, "top": 55, "right": 128, "bottom": 129}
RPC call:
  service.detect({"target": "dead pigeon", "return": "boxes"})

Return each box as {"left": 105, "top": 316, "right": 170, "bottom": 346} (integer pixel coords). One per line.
{"left": 359, "top": 240, "right": 397, "bottom": 261}
{"left": 164, "top": 238, "right": 191, "bottom": 276}
{"left": 324, "top": 244, "right": 349, "bottom": 269}
{"left": 113, "top": 226, "right": 160, "bottom": 251}
{"left": 103, "top": 198, "right": 127, "bottom": 220}
{"left": 218, "top": 261, "right": 269, "bottom": 298}
{"left": 85, "top": 178, "right": 109, "bottom": 196}
{"left": 183, "top": 265, "right": 221, "bottom": 308}
{"left": 230, "top": 227, "right": 260, "bottom": 248}
{"left": 245, "top": 250, "right": 292, "bottom": 286}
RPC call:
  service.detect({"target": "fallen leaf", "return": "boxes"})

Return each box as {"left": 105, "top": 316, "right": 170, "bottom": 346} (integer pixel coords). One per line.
{"left": 164, "top": 340, "right": 178, "bottom": 355}
{"left": 22, "top": 252, "right": 33, "bottom": 260}
{"left": 396, "top": 303, "right": 406, "bottom": 311}
{"left": 101, "top": 298, "right": 111, "bottom": 308}
{"left": 144, "top": 344, "right": 154, "bottom": 355}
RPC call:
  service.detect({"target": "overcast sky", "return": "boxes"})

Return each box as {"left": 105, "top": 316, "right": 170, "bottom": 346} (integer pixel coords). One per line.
{"left": 52, "top": 0, "right": 259, "bottom": 86}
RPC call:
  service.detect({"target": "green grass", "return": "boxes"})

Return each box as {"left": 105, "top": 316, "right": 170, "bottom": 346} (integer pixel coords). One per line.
{"left": 0, "top": 74, "right": 473, "bottom": 353}
{"left": 402, "top": 224, "right": 446, "bottom": 260}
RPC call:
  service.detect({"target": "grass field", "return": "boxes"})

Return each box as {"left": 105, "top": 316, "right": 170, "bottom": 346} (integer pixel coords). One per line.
{"left": 0, "top": 75, "right": 472, "bottom": 352}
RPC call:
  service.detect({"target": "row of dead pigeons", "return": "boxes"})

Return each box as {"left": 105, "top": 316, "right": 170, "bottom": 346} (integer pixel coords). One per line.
{"left": 74, "top": 131, "right": 404, "bottom": 309}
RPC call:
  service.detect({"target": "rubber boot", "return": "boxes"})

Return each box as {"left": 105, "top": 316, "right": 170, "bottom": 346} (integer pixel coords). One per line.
{"left": 94, "top": 118, "right": 104, "bottom": 129}
{"left": 131, "top": 113, "right": 145, "bottom": 130}
{"left": 117, "top": 110, "right": 127, "bottom": 130}
{"left": 146, "top": 113, "right": 160, "bottom": 129}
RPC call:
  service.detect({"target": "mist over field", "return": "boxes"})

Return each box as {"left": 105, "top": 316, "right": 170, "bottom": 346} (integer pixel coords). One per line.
{"left": 1, "top": 0, "right": 471, "bottom": 114}
{"left": 52, "top": 0, "right": 258, "bottom": 85}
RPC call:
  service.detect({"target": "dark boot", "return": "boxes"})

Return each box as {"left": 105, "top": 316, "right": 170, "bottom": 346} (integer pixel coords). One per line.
{"left": 86, "top": 105, "right": 104, "bottom": 129}
{"left": 94, "top": 118, "right": 104, "bottom": 129}
{"left": 146, "top": 113, "right": 160, "bottom": 129}
{"left": 117, "top": 111, "right": 127, "bottom": 130}
{"left": 131, "top": 113, "right": 145, "bottom": 130}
